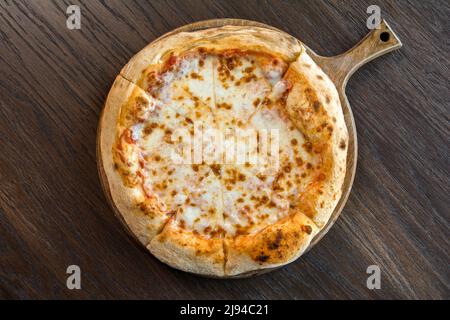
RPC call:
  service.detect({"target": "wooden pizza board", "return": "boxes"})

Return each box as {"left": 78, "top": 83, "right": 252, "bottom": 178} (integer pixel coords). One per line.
{"left": 97, "top": 18, "right": 402, "bottom": 278}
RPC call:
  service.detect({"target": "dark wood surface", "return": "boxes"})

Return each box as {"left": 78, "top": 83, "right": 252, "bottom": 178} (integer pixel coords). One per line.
{"left": 0, "top": 0, "right": 448, "bottom": 299}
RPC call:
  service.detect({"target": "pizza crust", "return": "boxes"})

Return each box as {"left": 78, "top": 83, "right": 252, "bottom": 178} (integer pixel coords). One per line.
{"left": 120, "top": 25, "right": 303, "bottom": 85}
{"left": 283, "top": 52, "right": 348, "bottom": 228}
{"left": 99, "top": 76, "right": 171, "bottom": 246}
{"left": 225, "top": 212, "right": 319, "bottom": 276}
{"left": 149, "top": 219, "right": 225, "bottom": 276}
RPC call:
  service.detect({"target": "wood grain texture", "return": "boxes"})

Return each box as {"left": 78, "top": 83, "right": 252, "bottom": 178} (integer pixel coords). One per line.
{"left": 0, "top": 0, "right": 448, "bottom": 299}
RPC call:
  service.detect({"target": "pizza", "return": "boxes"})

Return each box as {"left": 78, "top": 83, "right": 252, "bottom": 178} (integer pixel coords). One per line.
{"left": 98, "top": 25, "right": 348, "bottom": 277}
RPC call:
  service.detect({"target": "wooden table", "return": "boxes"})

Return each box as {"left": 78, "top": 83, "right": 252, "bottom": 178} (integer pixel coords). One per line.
{"left": 0, "top": 0, "right": 448, "bottom": 299}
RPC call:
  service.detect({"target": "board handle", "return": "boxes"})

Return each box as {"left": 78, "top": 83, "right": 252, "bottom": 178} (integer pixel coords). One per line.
{"left": 308, "top": 20, "right": 402, "bottom": 89}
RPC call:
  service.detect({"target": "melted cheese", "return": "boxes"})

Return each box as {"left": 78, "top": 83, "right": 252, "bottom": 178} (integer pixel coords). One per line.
{"left": 173, "top": 170, "right": 224, "bottom": 237}
{"left": 116, "top": 49, "right": 323, "bottom": 238}
{"left": 213, "top": 54, "right": 274, "bottom": 128}
{"left": 221, "top": 164, "right": 289, "bottom": 235}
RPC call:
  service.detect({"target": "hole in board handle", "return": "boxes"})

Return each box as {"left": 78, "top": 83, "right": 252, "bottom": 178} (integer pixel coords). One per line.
{"left": 380, "top": 32, "right": 390, "bottom": 42}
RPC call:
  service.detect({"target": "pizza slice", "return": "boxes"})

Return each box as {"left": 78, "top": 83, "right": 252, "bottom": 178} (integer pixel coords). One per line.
{"left": 223, "top": 50, "right": 348, "bottom": 275}
{"left": 221, "top": 89, "right": 322, "bottom": 275}
{"left": 99, "top": 76, "right": 173, "bottom": 245}
{"left": 274, "top": 53, "right": 348, "bottom": 228}
{"left": 148, "top": 166, "right": 226, "bottom": 276}
{"left": 103, "top": 76, "right": 220, "bottom": 248}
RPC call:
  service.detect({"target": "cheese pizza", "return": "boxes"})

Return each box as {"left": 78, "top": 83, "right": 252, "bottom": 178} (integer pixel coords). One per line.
{"left": 98, "top": 25, "right": 348, "bottom": 277}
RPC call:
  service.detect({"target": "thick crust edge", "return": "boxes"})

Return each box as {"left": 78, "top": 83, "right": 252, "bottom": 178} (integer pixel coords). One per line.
{"left": 99, "top": 76, "right": 169, "bottom": 246}
{"left": 225, "top": 212, "right": 319, "bottom": 276}
{"left": 284, "top": 52, "right": 348, "bottom": 228}
{"left": 148, "top": 219, "right": 225, "bottom": 276}
{"left": 120, "top": 25, "right": 304, "bottom": 84}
